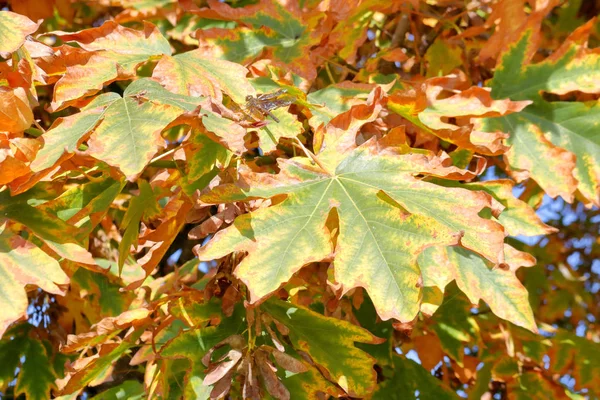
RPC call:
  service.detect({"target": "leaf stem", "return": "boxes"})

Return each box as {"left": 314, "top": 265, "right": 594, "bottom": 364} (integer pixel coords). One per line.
{"left": 150, "top": 142, "right": 191, "bottom": 164}
{"left": 293, "top": 137, "right": 331, "bottom": 174}
{"left": 325, "top": 62, "right": 336, "bottom": 84}
{"left": 33, "top": 119, "right": 46, "bottom": 133}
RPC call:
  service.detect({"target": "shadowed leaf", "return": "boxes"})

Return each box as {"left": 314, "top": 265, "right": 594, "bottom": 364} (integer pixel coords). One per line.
{"left": 263, "top": 299, "right": 380, "bottom": 397}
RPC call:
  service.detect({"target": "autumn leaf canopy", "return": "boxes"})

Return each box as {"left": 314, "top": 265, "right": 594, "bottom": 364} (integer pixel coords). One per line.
{"left": 0, "top": 0, "right": 598, "bottom": 399}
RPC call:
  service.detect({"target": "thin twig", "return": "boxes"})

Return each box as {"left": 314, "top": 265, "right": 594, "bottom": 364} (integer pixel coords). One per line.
{"left": 78, "top": 167, "right": 104, "bottom": 182}
{"left": 391, "top": 13, "right": 410, "bottom": 48}
{"left": 316, "top": 55, "right": 359, "bottom": 75}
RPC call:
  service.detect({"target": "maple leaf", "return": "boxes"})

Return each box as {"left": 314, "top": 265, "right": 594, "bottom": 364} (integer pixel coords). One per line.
{"left": 194, "top": 101, "right": 506, "bottom": 324}
{"left": 0, "top": 87, "right": 34, "bottom": 132}
{"left": 152, "top": 49, "right": 255, "bottom": 103}
{"left": 460, "top": 180, "right": 557, "bottom": 237}
{"left": 30, "top": 92, "right": 119, "bottom": 173}
{"left": 186, "top": 130, "right": 231, "bottom": 183}
{"left": 2, "top": 2, "right": 598, "bottom": 399}
{"left": 0, "top": 327, "right": 60, "bottom": 400}
{"left": 46, "top": 21, "right": 171, "bottom": 109}
{"left": 419, "top": 244, "right": 538, "bottom": 332}
{"left": 263, "top": 299, "right": 381, "bottom": 397}
{"left": 548, "top": 330, "right": 600, "bottom": 393}
{"left": 372, "top": 356, "right": 459, "bottom": 399}
{"left": 0, "top": 222, "right": 69, "bottom": 338}
{"left": 118, "top": 180, "right": 161, "bottom": 268}
{"left": 33, "top": 78, "right": 204, "bottom": 180}
{"left": 388, "top": 75, "right": 531, "bottom": 156}
{"left": 160, "top": 304, "right": 247, "bottom": 397}
{"left": 307, "top": 81, "right": 379, "bottom": 130}
{"left": 256, "top": 107, "right": 303, "bottom": 153}
{"left": 482, "top": 21, "right": 600, "bottom": 205}
{"left": 0, "top": 11, "right": 39, "bottom": 55}
{"left": 189, "top": 0, "right": 325, "bottom": 80}
{"left": 15, "top": 340, "right": 59, "bottom": 400}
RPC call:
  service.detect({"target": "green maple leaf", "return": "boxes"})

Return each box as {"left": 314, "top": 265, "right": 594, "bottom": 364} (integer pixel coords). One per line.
{"left": 372, "top": 356, "right": 459, "bottom": 399}
{"left": 195, "top": 134, "right": 505, "bottom": 324}
{"left": 257, "top": 107, "right": 303, "bottom": 153}
{"left": 482, "top": 27, "right": 600, "bottom": 205}
{"left": 160, "top": 304, "right": 246, "bottom": 397}
{"left": 192, "top": 0, "right": 323, "bottom": 80}
{"left": 0, "top": 327, "right": 60, "bottom": 400}
{"left": 34, "top": 78, "right": 204, "bottom": 180}
{"left": 118, "top": 180, "right": 161, "bottom": 268}
{"left": 90, "top": 381, "right": 144, "bottom": 400}
{"left": 263, "top": 299, "right": 380, "bottom": 397}
{"left": 549, "top": 330, "right": 600, "bottom": 393}
{"left": 15, "top": 340, "right": 58, "bottom": 400}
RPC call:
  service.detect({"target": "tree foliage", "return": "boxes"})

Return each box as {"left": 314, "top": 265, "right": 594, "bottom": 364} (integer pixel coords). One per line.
{"left": 0, "top": 0, "right": 598, "bottom": 399}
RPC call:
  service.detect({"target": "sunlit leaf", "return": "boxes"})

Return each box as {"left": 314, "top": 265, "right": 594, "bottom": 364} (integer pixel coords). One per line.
{"left": 0, "top": 87, "right": 34, "bottom": 132}
{"left": 419, "top": 245, "right": 538, "bottom": 332}
{"left": 193, "top": 0, "right": 324, "bottom": 80}
{"left": 187, "top": 130, "right": 231, "bottom": 182}
{"left": 0, "top": 223, "right": 68, "bottom": 338}
{"left": 195, "top": 142, "right": 505, "bottom": 323}
{"left": 0, "top": 11, "right": 39, "bottom": 54}
{"left": 31, "top": 93, "right": 120, "bottom": 172}
{"left": 389, "top": 81, "right": 530, "bottom": 156}
{"left": 257, "top": 107, "right": 303, "bottom": 153}
{"left": 48, "top": 21, "right": 171, "bottom": 109}
{"left": 152, "top": 50, "right": 255, "bottom": 103}
{"left": 482, "top": 25, "right": 600, "bottom": 205}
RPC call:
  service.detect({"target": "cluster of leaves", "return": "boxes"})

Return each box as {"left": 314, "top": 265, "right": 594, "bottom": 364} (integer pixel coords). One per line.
{"left": 0, "top": 0, "right": 598, "bottom": 399}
